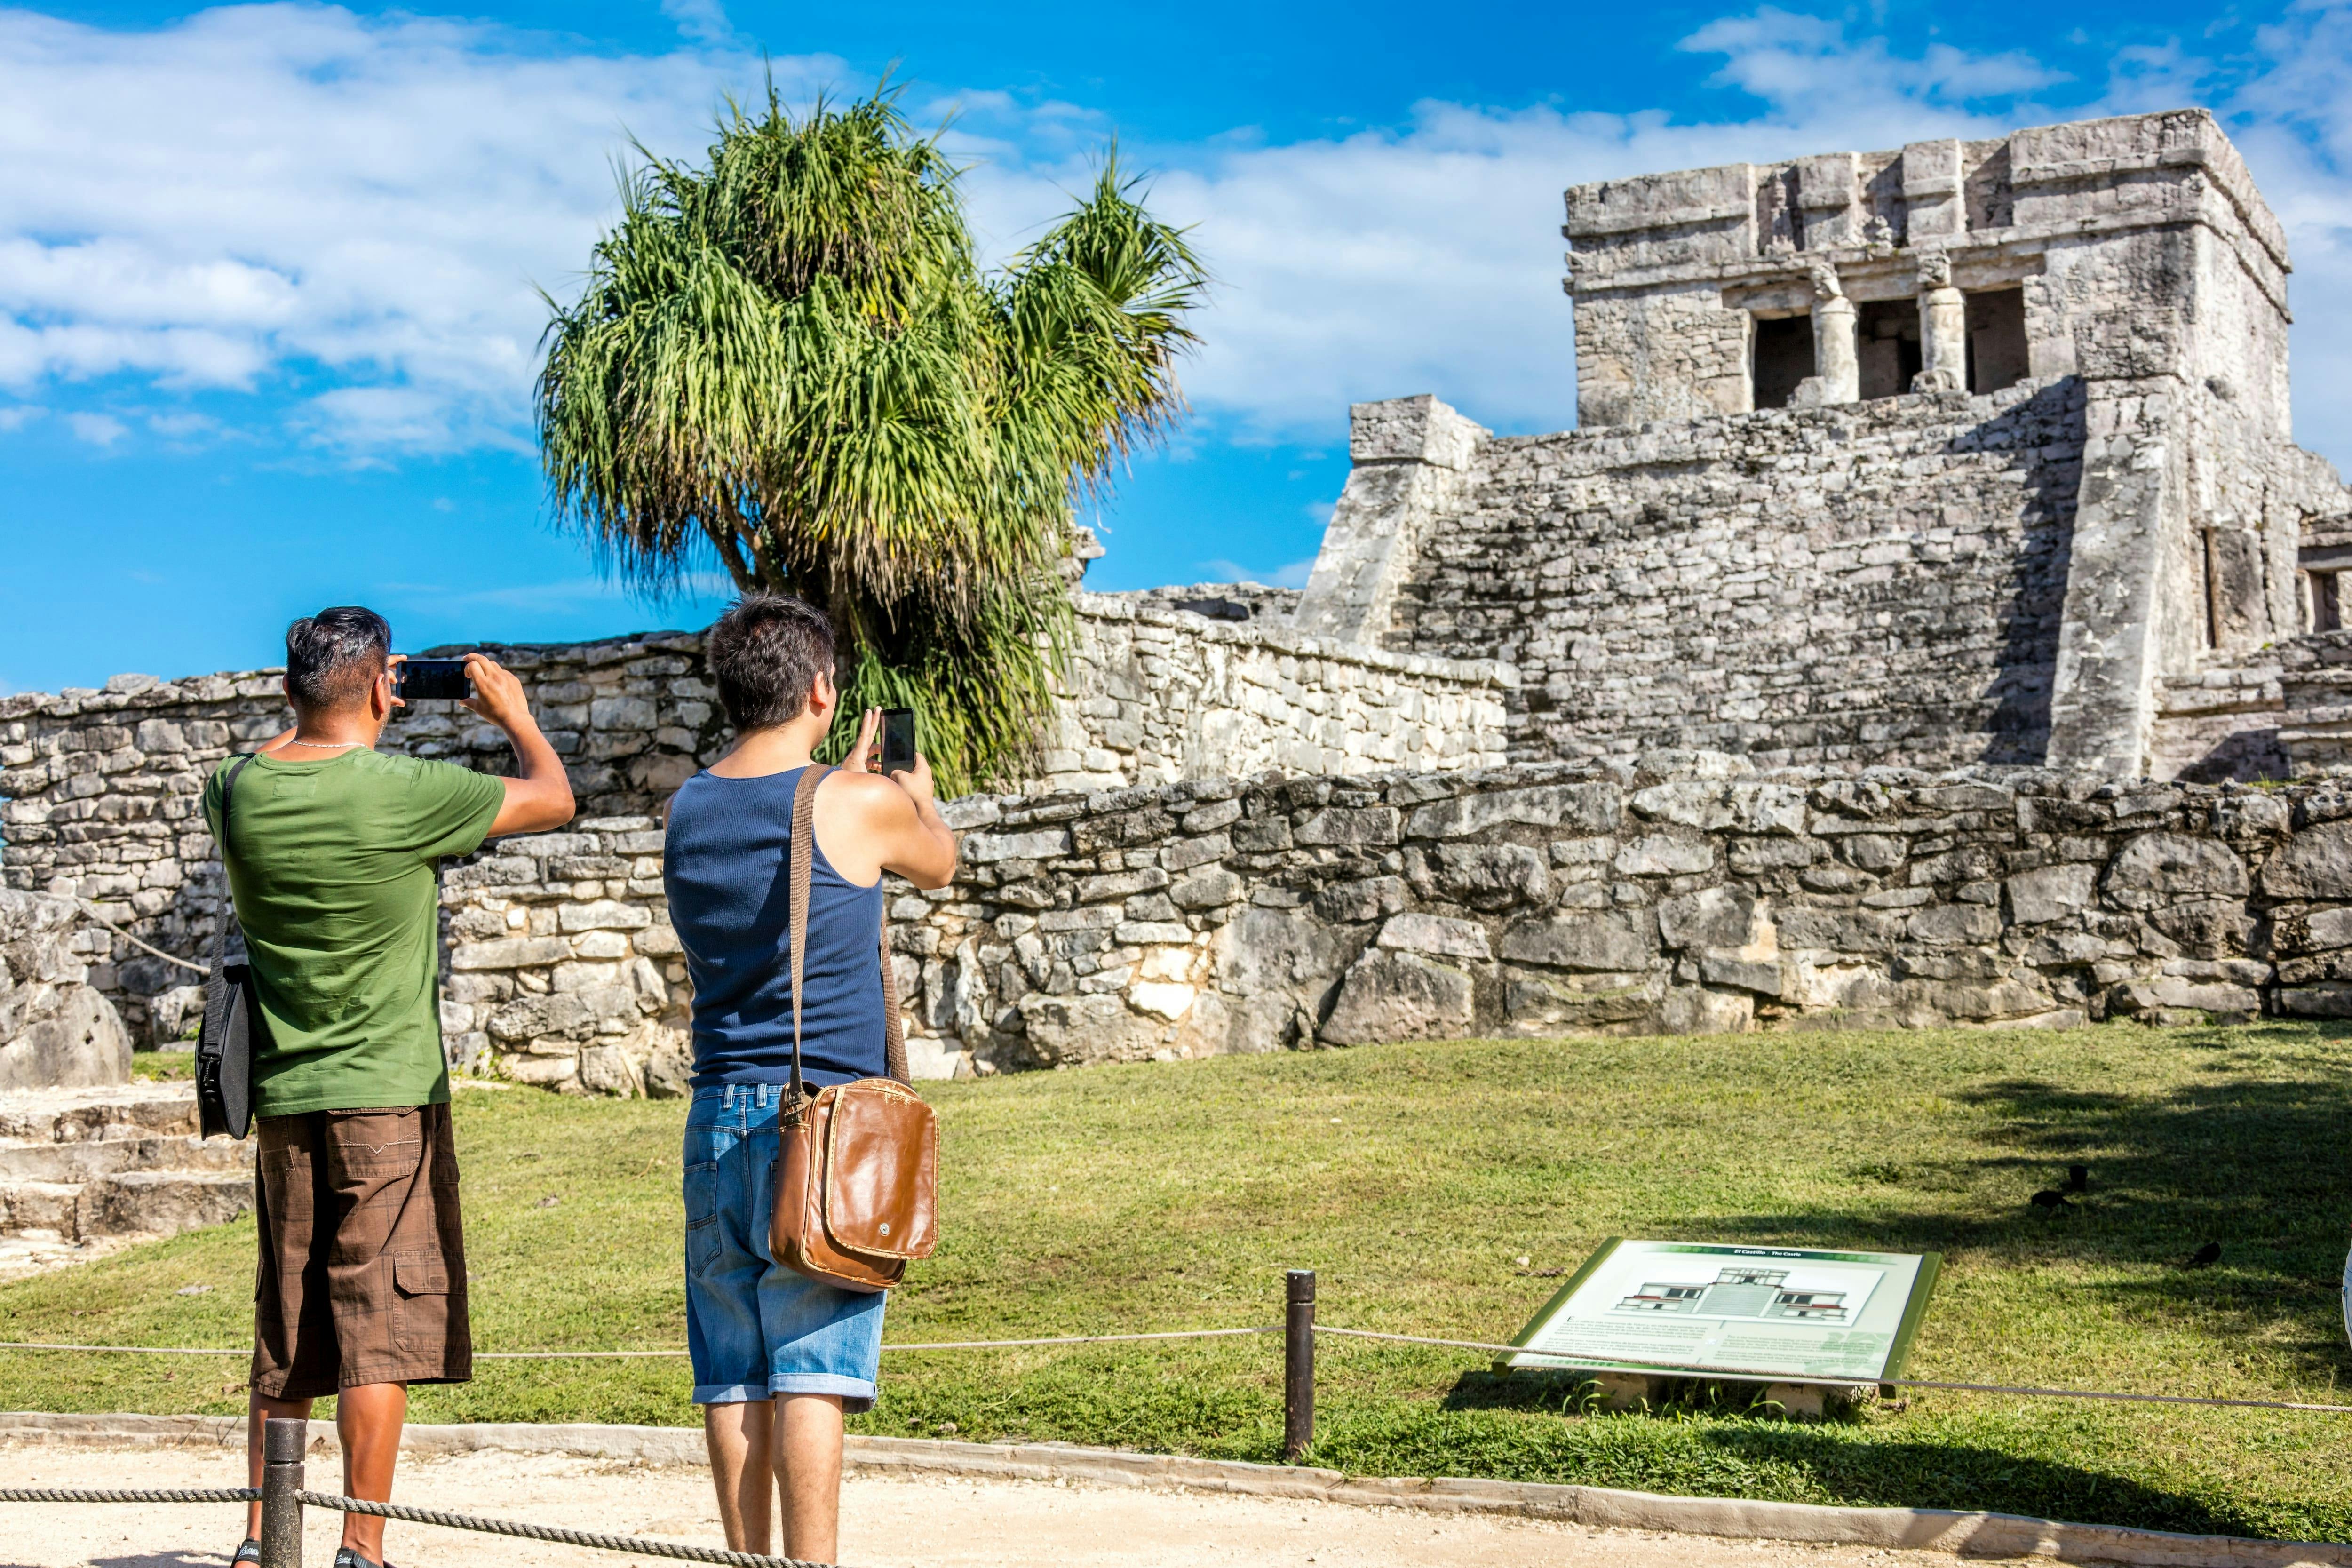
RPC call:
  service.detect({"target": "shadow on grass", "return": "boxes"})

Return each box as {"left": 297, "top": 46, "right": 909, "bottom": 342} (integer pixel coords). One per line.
{"left": 1685, "top": 1024, "right": 2352, "bottom": 1380}
{"left": 1426, "top": 1369, "right": 2259, "bottom": 1538}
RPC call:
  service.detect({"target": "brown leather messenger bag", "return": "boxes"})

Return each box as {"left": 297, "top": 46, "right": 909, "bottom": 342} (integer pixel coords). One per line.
{"left": 770, "top": 763, "right": 939, "bottom": 1293}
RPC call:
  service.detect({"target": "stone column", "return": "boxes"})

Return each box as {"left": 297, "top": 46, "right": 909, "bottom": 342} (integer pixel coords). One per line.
{"left": 1915, "top": 250, "right": 1967, "bottom": 392}
{"left": 1803, "top": 261, "right": 1859, "bottom": 405}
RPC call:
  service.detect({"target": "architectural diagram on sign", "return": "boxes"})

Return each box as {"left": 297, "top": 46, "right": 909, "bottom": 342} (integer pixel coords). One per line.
{"left": 1617, "top": 1266, "right": 1854, "bottom": 1323}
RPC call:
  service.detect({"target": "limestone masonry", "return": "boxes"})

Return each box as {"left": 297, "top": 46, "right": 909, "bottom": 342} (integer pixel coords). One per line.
{"left": 1295, "top": 108, "right": 2352, "bottom": 784}
{"left": 16, "top": 107, "right": 2352, "bottom": 1093}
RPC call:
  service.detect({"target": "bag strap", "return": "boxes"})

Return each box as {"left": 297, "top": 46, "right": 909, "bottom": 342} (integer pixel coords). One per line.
{"left": 206, "top": 755, "right": 259, "bottom": 992}
{"left": 786, "top": 763, "right": 824, "bottom": 1106}
{"left": 785, "top": 762, "right": 911, "bottom": 1098}
{"left": 880, "top": 906, "right": 908, "bottom": 1086}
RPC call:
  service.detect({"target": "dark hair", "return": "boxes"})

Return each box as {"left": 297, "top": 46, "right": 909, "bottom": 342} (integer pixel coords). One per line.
{"left": 285, "top": 605, "right": 393, "bottom": 711}
{"left": 706, "top": 595, "right": 836, "bottom": 731}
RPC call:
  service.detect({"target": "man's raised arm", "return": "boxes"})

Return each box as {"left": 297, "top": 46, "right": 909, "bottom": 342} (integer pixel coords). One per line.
{"left": 465, "top": 652, "right": 576, "bottom": 836}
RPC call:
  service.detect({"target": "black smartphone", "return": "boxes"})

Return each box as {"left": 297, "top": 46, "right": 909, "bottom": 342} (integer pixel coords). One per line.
{"left": 399, "top": 658, "right": 472, "bottom": 701}
{"left": 879, "top": 707, "right": 917, "bottom": 775}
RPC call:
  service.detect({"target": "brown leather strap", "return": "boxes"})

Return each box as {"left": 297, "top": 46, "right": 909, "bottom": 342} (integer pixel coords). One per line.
{"left": 881, "top": 909, "right": 908, "bottom": 1085}
{"left": 787, "top": 762, "right": 910, "bottom": 1093}
{"left": 786, "top": 763, "right": 825, "bottom": 1105}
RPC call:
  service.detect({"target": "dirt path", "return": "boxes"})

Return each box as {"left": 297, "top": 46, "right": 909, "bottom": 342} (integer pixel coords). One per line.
{"left": 0, "top": 1441, "right": 1971, "bottom": 1568}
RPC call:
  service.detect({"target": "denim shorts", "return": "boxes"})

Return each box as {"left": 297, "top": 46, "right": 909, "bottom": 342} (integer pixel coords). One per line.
{"left": 683, "top": 1083, "right": 886, "bottom": 1410}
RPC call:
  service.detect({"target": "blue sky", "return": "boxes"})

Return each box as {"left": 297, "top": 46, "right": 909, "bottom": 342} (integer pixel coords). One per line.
{"left": 6, "top": 0, "right": 2352, "bottom": 692}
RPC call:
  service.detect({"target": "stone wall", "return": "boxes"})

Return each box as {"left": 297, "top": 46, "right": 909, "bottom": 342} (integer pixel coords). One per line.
{"left": 1383, "top": 378, "right": 2082, "bottom": 770}
{"left": 0, "top": 599, "right": 1512, "bottom": 1049}
{"left": 430, "top": 752, "right": 2352, "bottom": 1088}
{"left": 1044, "top": 594, "right": 1512, "bottom": 794}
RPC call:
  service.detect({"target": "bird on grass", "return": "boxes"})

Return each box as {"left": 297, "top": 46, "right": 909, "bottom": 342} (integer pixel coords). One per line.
{"left": 2066, "top": 1164, "right": 2089, "bottom": 1193}
{"left": 2029, "top": 1189, "right": 2072, "bottom": 1211}
{"left": 2183, "top": 1241, "right": 2222, "bottom": 1270}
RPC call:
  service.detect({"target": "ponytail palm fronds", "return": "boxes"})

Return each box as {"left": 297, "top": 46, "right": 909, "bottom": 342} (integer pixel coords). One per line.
{"left": 536, "top": 86, "right": 1207, "bottom": 795}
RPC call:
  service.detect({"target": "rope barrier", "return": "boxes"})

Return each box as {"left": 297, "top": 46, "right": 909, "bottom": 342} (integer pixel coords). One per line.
{"left": 0, "top": 1486, "right": 823, "bottom": 1567}
{"left": 0, "top": 1326, "right": 1282, "bottom": 1359}
{"left": 67, "top": 899, "right": 207, "bottom": 975}
{"left": 1315, "top": 1325, "right": 2352, "bottom": 1413}
{"left": 300, "top": 1491, "right": 829, "bottom": 1568}
{"left": 0, "top": 1488, "right": 256, "bottom": 1504}
{"left": 884, "top": 1326, "right": 1280, "bottom": 1351}
{"left": 8, "top": 1327, "right": 2349, "bottom": 1415}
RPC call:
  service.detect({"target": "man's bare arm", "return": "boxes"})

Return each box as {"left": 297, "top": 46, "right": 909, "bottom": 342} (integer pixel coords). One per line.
{"left": 837, "top": 709, "right": 958, "bottom": 889}
{"left": 465, "top": 653, "right": 576, "bottom": 837}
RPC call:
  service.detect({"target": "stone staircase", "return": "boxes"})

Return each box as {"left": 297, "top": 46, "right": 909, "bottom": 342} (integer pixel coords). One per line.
{"left": 0, "top": 1082, "right": 254, "bottom": 1278}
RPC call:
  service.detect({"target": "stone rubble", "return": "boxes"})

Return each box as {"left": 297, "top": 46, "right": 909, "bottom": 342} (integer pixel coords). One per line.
{"left": 0, "top": 890, "right": 131, "bottom": 1090}
{"left": 0, "top": 1082, "right": 253, "bottom": 1274}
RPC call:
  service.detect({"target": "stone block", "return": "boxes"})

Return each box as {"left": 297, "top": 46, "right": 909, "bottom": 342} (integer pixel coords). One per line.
{"left": 1016, "top": 992, "right": 1161, "bottom": 1065}
{"left": 1613, "top": 835, "right": 1714, "bottom": 876}
{"left": 1312, "top": 876, "right": 1409, "bottom": 925}
{"left": 1421, "top": 843, "right": 1550, "bottom": 911}
{"left": 1500, "top": 913, "right": 1653, "bottom": 972}
{"left": 1376, "top": 913, "right": 1492, "bottom": 960}
{"left": 1169, "top": 868, "right": 1244, "bottom": 909}
{"left": 1657, "top": 887, "right": 1758, "bottom": 950}
{"left": 1129, "top": 982, "right": 1196, "bottom": 1020}
{"left": 2278, "top": 984, "right": 2352, "bottom": 1018}
{"left": 559, "top": 899, "right": 652, "bottom": 932}
{"left": 451, "top": 937, "right": 573, "bottom": 971}
{"left": 1906, "top": 903, "right": 2003, "bottom": 945}
{"left": 1160, "top": 834, "right": 1232, "bottom": 873}
{"left": 965, "top": 828, "right": 1074, "bottom": 864}
{"left": 2260, "top": 821, "right": 2352, "bottom": 900}
{"left": 1294, "top": 807, "right": 1400, "bottom": 847}
{"left": 1660, "top": 986, "right": 1753, "bottom": 1035}
{"left": 487, "top": 993, "right": 596, "bottom": 1043}
{"left": 2005, "top": 862, "right": 2097, "bottom": 924}
{"left": 2106, "top": 833, "right": 2248, "bottom": 909}
{"left": 1320, "top": 949, "right": 1475, "bottom": 1045}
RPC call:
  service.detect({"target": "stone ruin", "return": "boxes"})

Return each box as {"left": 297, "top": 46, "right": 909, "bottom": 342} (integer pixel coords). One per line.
{"left": 13, "top": 108, "right": 2352, "bottom": 1097}
{"left": 1297, "top": 108, "right": 2352, "bottom": 785}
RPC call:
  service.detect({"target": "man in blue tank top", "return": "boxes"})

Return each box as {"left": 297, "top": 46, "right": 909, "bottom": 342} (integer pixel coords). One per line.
{"left": 662, "top": 595, "right": 958, "bottom": 1564}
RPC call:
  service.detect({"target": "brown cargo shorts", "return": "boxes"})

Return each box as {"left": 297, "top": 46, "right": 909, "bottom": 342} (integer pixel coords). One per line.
{"left": 251, "top": 1102, "right": 471, "bottom": 1400}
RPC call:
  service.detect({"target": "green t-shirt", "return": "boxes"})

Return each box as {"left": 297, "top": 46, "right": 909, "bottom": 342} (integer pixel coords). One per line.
{"left": 203, "top": 748, "right": 505, "bottom": 1118}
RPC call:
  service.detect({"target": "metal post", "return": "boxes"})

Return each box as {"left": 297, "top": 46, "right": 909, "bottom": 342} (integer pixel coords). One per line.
{"left": 259, "top": 1416, "right": 306, "bottom": 1568}
{"left": 1283, "top": 1268, "right": 1316, "bottom": 1462}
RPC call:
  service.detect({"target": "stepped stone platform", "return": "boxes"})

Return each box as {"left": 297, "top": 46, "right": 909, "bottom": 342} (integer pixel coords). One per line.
{"left": 0, "top": 1081, "right": 252, "bottom": 1279}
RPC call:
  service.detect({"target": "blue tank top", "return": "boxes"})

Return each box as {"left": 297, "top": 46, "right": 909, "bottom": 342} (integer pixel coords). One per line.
{"left": 662, "top": 766, "right": 889, "bottom": 1090}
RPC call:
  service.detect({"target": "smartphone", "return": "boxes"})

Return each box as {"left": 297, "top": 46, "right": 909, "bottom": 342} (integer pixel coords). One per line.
{"left": 879, "top": 708, "right": 917, "bottom": 776}
{"left": 398, "top": 658, "right": 473, "bottom": 701}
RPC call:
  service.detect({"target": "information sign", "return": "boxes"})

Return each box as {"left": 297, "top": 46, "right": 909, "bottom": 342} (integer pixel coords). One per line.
{"left": 1503, "top": 1239, "right": 1940, "bottom": 1384}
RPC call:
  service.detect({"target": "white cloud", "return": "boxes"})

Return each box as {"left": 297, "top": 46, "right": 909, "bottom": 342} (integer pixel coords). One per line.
{"left": 7, "top": 1, "right": 2352, "bottom": 477}
{"left": 66, "top": 411, "right": 127, "bottom": 445}
{"left": 659, "top": 0, "right": 732, "bottom": 47}
{"left": 0, "top": 402, "right": 42, "bottom": 430}
{"left": 0, "top": 5, "right": 832, "bottom": 450}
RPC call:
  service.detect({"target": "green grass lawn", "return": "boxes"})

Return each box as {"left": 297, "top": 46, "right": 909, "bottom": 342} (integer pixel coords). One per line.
{"left": 9, "top": 1022, "right": 2352, "bottom": 1542}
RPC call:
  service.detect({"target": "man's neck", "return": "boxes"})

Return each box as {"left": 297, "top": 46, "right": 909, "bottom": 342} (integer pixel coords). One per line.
{"left": 268, "top": 708, "right": 382, "bottom": 755}
{"left": 709, "top": 718, "right": 828, "bottom": 777}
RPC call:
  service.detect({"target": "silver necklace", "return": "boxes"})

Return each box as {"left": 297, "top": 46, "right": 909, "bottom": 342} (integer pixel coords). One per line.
{"left": 282, "top": 739, "right": 362, "bottom": 750}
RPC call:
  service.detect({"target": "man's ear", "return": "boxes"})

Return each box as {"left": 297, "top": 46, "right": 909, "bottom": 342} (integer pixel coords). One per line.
{"left": 809, "top": 670, "right": 836, "bottom": 720}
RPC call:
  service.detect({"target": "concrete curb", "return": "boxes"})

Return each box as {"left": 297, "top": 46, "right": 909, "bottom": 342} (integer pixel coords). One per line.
{"left": 2, "top": 1412, "right": 2344, "bottom": 1567}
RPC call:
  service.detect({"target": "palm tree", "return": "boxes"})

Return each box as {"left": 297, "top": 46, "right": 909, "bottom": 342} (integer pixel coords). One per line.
{"left": 536, "top": 85, "right": 1207, "bottom": 796}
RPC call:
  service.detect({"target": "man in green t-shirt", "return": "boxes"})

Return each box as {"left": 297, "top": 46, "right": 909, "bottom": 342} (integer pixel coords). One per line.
{"left": 205, "top": 605, "right": 573, "bottom": 1568}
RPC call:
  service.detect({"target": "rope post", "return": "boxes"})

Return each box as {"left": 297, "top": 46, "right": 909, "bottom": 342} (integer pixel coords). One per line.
{"left": 1283, "top": 1268, "right": 1316, "bottom": 1462}
{"left": 259, "top": 1417, "right": 306, "bottom": 1568}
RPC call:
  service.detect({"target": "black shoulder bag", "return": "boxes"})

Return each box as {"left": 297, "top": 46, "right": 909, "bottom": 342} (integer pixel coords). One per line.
{"left": 197, "top": 755, "right": 263, "bottom": 1140}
